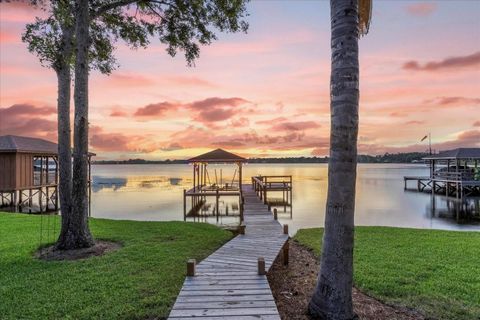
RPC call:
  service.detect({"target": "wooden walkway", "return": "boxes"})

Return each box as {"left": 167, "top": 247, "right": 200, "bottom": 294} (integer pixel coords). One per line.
{"left": 168, "top": 184, "right": 289, "bottom": 319}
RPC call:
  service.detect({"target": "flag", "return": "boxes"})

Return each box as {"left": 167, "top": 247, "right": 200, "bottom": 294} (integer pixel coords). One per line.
{"left": 420, "top": 135, "right": 428, "bottom": 142}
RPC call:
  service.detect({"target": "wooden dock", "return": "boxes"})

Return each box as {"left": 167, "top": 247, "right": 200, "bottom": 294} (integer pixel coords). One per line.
{"left": 168, "top": 184, "right": 289, "bottom": 319}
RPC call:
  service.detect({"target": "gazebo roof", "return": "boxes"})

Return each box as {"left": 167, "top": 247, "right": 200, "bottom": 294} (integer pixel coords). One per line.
{"left": 423, "top": 148, "right": 480, "bottom": 160}
{"left": 188, "top": 148, "right": 246, "bottom": 163}
{"left": 0, "top": 135, "right": 96, "bottom": 156}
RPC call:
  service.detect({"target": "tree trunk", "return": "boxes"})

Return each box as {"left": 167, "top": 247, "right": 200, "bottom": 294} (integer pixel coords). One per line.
{"left": 309, "top": 0, "right": 359, "bottom": 319}
{"left": 60, "top": 0, "right": 94, "bottom": 249}
{"left": 55, "top": 24, "right": 75, "bottom": 250}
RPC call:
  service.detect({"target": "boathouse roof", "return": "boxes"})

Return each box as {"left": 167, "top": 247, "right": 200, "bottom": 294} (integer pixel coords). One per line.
{"left": 0, "top": 135, "right": 96, "bottom": 156}
{"left": 188, "top": 148, "right": 246, "bottom": 163}
{"left": 423, "top": 148, "right": 480, "bottom": 160}
{"left": 0, "top": 135, "right": 57, "bottom": 155}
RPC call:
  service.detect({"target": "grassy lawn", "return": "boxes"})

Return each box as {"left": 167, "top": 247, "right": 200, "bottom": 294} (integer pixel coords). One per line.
{"left": 0, "top": 212, "right": 232, "bottom": 320}
{"left": 295, "top": 227, "right": 480, "bottom": 320}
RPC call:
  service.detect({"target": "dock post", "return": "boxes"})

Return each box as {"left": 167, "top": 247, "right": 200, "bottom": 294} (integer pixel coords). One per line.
{"left": 257, "top": 257, "right": 266, "bottom": 275}
{"left": 263, "top": 187, "right": 267, "bottom": 204}
{"left": 183, "top": 189, "right": 186, "bottom": 221}
{"left": 273, "top": 208, "right": 278, "bottom": 220}
{"left": 216, "top": 189, "right": 219, "bottom": 222}
{"left": 239, "top": 223, "right": 246, "bottom": 235}
{"left": 283, "top": 241, "right": 289, "bottom": 266}
{"left": 187, "top": 259, "right": 196, "bottom": 277}
{"left": 283, "top": 224, "right": 289, "bottom": 235}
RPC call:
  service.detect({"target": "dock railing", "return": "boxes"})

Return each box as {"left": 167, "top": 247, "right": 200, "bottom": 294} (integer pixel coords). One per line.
{"left": 251, "top": 175, "right": 292, "bottom": 204}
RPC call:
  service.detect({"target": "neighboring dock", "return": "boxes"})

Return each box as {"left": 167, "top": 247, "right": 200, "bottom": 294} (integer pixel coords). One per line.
{"left": 168, "top": 184, "right": 289, "bottom": 319}
{"left": 404, "top": 148, "right": 480, "bottom": 198}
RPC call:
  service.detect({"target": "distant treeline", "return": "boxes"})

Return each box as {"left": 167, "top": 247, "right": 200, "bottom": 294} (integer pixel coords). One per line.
{"left": 93, "top": 152, "right": 429, "bottom": 165}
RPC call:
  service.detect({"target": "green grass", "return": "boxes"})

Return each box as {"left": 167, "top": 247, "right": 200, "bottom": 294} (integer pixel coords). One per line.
{"left": 295, "top": 227, "right": 480, "bottom": 320}
{"left": 0, "top": 212, "right": 232, "bottom": 320}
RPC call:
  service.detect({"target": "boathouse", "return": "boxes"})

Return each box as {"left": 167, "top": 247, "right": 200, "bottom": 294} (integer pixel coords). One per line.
{"left": 404, "top": 148, "right": 480, "bottom": 198}
{"left": 0, "top": 135, "right": 94, "bottom": 213}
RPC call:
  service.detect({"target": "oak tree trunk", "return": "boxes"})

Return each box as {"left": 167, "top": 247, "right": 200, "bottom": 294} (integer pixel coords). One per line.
{"left": 59, "top": 0, "right": 94, "bottom": 249}
{"left": 54, "top": 22, "right": 75, "bottom": 250}
{"left": 309, "top": 0, "right": 360, "bottom": 319}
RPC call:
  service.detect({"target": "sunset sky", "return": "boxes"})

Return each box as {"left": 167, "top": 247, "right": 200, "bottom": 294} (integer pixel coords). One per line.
{"left": 0, "top": 1, "right": 479, "bottom": 160}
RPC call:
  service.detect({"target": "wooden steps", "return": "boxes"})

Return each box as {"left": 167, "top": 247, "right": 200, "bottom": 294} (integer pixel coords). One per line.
{"left": 168, "top": 184, "right": 288, "bottom": 319}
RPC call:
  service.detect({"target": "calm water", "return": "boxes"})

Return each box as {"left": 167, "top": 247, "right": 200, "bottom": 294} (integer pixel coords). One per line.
{"left": 91, "top": 163, "right": 480, "bottom": 234}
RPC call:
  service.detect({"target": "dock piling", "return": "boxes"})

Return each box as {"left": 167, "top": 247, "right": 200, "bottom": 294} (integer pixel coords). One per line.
{"left": 187, "top": 259, "right": 196, "bottom": 277}
{"left": 257, "top": 257, "right": 266, "bottom": 275}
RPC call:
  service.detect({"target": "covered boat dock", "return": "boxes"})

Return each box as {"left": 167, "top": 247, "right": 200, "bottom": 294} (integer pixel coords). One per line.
{"left": 404, "top": 148, "right": 480, "bottom": 198}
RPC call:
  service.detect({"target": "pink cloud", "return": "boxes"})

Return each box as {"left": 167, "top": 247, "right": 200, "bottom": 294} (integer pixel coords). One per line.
{"left": 404, "top": 120, "right": 425, "bottom": 125}
{"left": 231, "top": 117, "right": 250, "bottom": 127}
{"left": 0, "top": 103, "right": 57, "bottom": 139}
{"left": 89, "top": 127, "right": 159, "bottom": 153}
{"left": 426, "top": 96, "right": 480, "bottom": 106}
{"left": 406, "top": 3, "right": 437, "bottom": 16}
{"left": 271, "top": 121, "right": 320, "bottom": 131}
{"left": 403, "top": 51, "right": 480, "bottom": 71}
{"left": 188, "top": 97, "right": 248, "bottom": 110}
{"left": 473, "top": 121, "right": 480, "bottom": 127}
{"left": 110, "top": 110, "right": 128, "bottom": 117}
{"left": 134, "top": 102, "right": 179, "bottom": 117}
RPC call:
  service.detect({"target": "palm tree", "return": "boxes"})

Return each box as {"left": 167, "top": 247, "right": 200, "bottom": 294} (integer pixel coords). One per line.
{"left": 308, "top": 0, "right": 372, "bottom": 319}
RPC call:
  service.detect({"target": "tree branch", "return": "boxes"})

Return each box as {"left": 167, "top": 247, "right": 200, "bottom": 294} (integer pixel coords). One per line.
{"left": 92, "top": 0, "right": 170, "bottom": 18}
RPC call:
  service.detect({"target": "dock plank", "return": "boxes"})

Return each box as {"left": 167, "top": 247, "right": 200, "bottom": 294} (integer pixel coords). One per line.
{"left": 168, "top": 184, "right": 288, "bottom": 319}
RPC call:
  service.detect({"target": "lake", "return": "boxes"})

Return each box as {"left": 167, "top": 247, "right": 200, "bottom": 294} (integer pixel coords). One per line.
{"left": 91, "top": 163, "right": 480, "bottom": 234}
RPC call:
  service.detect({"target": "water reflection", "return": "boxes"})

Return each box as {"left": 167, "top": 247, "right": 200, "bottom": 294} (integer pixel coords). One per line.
{"left": 92, "top": 175, "right": 183, "bottom": 192}
{"left": 89, "top": 164, "right": 480, "bottom": 234}
{"left": 429, "top": 196, "right": 480, "bottom": 225}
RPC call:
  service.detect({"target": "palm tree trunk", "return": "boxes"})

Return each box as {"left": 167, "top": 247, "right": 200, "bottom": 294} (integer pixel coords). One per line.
{"left": 62, "top": 0, "right": 94, "bottom": 249}
{"left": 309, "top": 0, "right": 359, "bottom": 319}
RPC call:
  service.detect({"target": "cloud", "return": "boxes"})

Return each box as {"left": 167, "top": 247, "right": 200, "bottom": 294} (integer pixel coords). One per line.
{"left": 474, "top": 121, "right": 480, "bottom": 127}
{"left": 134, "top": 102, "right": 179, "bottom": 117}
{"left": 271, "top": 121, "right": 320, "bottom": 131}
{"left": 426, "top": 96, "right": 480, "bottom": 106}
{"left": 0, "top": 103, "right": 56, "bottom": 117}
{"left": 403, "top": 51, "right": 480, "bottom": 71}
{"left": 133, "top": 97, "right": 249, "bottom": 123}
{"left": 110, "top": 110, "right": 128, "bottom": 117}
{"left": 89, "top": 126, "right": 159, "bottom": 153}
{"left": 161, "top": 143, "right": 183, "bottom": 151}
{"left": 404, "top": 120, "right": 425, "bottom": 125}
{"left": 0, "top": 103, "right": 57, "bottom": 139}
{"left": 406, "top": 3, "right": 437, "bottom": 16}
{"left": 188, "top": 97, "right": 247, "bottom": 109}
{"left": 256, "top": 117, "right": 288, "bottom": 125}
{"left": 230, "top": 117, "right": 250, "bottom": 127}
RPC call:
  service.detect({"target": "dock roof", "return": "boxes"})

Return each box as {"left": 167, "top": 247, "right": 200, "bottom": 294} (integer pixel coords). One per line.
{"left": 423, "top": 148, "right": 480, "bottom": 160}
{"left": 188, "top": 148, "right": 246, "bottom": 163}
